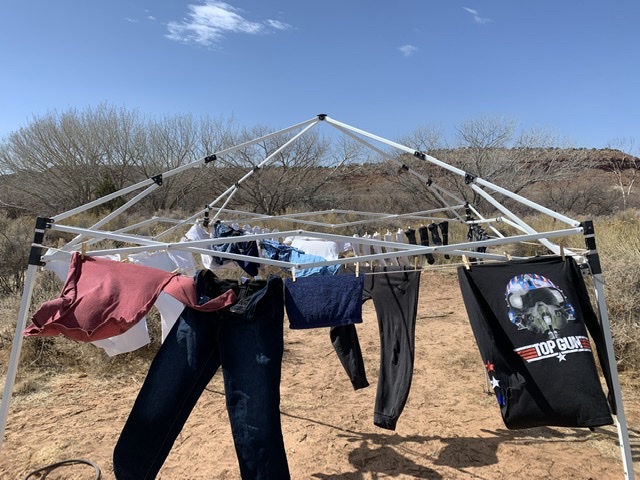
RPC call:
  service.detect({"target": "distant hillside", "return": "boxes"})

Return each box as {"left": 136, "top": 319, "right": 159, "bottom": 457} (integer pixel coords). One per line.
{"left": 423, "top": 147, "right": 639, "bottom": 171}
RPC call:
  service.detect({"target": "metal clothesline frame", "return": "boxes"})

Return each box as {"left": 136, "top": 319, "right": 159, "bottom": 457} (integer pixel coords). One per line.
{"left": 0, "top": 114, "right": 635, "bottom": 479}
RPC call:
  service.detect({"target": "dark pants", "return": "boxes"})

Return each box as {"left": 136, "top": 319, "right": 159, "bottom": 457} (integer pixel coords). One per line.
{"left": 332, "top": 266, "right": 421, "bottom": 430}
{"left": 113, "top": 275, "right": 290, "bottom": 480}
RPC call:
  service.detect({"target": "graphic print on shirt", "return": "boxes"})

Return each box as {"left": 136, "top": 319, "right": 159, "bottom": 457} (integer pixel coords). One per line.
{"left": 484, "top": 360, "right": 507, "bottom": 407}
{"left": 504, "top": 272, "right": 596, "bottom": 365}
{"left": 505, "top": 273, "right": 576, "bottom": 339}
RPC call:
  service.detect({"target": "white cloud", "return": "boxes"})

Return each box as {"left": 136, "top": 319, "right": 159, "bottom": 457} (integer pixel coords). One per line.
{"left": 462, "top": 6, "right": 491, "bottom": 25}
{"left": 166, "top": 1, "right": 291, "bottom": 47}
{"left": 265, "top": 19, "right": 292, "bottom": 31}
{"left": 399, "top": 44, "right": 418, "bottom": 57}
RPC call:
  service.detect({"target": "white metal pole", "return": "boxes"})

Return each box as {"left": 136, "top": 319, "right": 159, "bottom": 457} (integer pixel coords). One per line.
{"left": 582, "top": 220, "right": 635, "bottom": 479}
{"left": 592, "top": 272, "right": 636, "bottom": 480}
{"left": 0, "top": 264, "right": 39, "bottom": 451}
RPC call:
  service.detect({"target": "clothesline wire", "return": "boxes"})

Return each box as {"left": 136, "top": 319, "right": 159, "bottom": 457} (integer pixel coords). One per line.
{"left": 35, "top": 244, "right": 589, "bottom": 279}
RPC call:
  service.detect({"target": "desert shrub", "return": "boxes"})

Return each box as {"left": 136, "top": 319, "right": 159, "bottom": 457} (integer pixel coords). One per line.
{"left": 0, "top": 214, "right": 33, "bottom": 294}
{"left": 493, "top": 214, "right": 586, "bottom": 259}
{"left": 522, "top": 171, "right": 620, "bottom": 217}
{"left": 591, "top": 211, "right": 640, "bottom": 371}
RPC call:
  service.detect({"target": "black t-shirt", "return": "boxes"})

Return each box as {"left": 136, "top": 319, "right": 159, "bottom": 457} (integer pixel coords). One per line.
{"left": 458, "top": 256, "right": 613, "bottom": 429}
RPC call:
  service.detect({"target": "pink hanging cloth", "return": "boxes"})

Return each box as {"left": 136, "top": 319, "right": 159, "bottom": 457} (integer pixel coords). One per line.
{"left": 24, "top": 252, "right": 237, "bottom": 342}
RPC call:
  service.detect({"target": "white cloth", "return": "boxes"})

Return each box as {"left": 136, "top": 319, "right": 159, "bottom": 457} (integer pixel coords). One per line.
{"left": 129, "top": 250, "right": 176, "bottom": 272}
{"left": 290, "top": 237, "right": 339, "bottom": 260}
{"left": 42, "top": 251, "right": 121, "bottom": 281}
{"left": 42, "top": 251, "right": 73, "bottom": 281}
{"left": 185, "top": 223, "right": 213, "bottom": 269}
{"left": 396, "top": 228, "right": 411, "bottom": 266}
{"left": 91, "top": 320, "right": 151, "bottom": 357}
{"left": 155, "top": 291, "right": 187, "bottom": 342}
{"left": 351, "top": 234, "right": 362, "bottom": 257}
{"left": 168, "top": 240, "right": 198, "bottom": 277}
{"left": 371, "top": 232, "right": 388, "bottom": 266}
{"left": 384, "top": 231, "right": 400, "bottom": 266}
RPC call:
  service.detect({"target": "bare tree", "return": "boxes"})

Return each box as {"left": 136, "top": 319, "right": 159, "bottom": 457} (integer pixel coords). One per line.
{"left": 212, "top": 126, "right": 364, "bottom": 215}
{"left": 397, "top": 124, "right": 446, "bottom": 152}
{"left": 367, "top": 125, "right": 450, "bottom": 211}
{"left": 92, "top": 104, "right": 148, "bottom": 189}
{"left": 604, "top": 138, "right": 639, "bottom": 210}
{"left": 0, "top": 104, "right": 154, "bottom": 214}
{"left": 0, "top": 105, "right": 244, "bottom": 216}
{"left": 444, "top": 116, "right": 594, "bottom": 210}
{"left": 136, "top": 114, "right": 201, "bottom": 211}
{"left": 527, "top": 173, "right": 619, "bottom": 216}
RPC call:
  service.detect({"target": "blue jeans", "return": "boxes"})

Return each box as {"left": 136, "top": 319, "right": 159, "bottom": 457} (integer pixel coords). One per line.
{"left": 113, "top": 274, "right": 290, "bottom": 479}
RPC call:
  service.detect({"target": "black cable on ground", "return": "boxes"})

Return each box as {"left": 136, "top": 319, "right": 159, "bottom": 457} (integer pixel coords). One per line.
{"left": 22, "top": 458, "right": 101, "bottom": 480}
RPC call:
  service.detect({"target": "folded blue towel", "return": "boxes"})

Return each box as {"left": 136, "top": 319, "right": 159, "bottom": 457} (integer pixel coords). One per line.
{"left": 285, "top": 275, "right": 364, "bottom": 329}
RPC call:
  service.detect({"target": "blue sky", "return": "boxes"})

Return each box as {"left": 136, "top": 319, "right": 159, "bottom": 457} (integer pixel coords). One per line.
{"left": 1, "top": 1, "right": 638, "bottom": 149}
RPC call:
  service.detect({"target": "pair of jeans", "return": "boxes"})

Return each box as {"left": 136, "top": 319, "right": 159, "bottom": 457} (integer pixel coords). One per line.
{"left": 260, "top": 239, "right": 341, "bottom": 277}
{"left": 113, "top": 274, "right": 289, "bottom": 479}
{"left": 332, "top": 266, "right": 421, "bottom": 430}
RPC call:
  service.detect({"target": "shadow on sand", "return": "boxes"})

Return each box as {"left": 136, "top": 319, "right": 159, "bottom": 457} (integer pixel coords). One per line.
{"left": 282, "top": 411, "right": 638, "bottom": 479}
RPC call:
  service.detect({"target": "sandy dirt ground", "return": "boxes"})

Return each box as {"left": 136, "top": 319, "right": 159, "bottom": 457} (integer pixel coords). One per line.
{"left": 0, "top": 270, "right": 638, "bottom": 479}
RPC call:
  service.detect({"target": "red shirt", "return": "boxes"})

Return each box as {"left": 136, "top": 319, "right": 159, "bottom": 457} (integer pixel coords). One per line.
{"left": 24, "top": 252, "right": 237, "bottom": 342}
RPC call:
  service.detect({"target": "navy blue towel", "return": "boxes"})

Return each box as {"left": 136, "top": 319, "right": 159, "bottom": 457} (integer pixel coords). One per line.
{"left": 285, "top": 275, "right": 364, "bottom": 329}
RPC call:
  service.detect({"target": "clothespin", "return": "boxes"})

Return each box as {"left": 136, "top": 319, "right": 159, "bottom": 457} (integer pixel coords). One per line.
{"left": 291, "top": 266, "right": 297, "bottom": 282}
{"left": 80, "top": 242, "right": 87, "bottom": 260}
{"left": 462, "top": 255, "right": 471, "bottom": 270}
{"left": 414, "top": 256, "right": 418, "bottom": 270}
{"left": 503, "top": 251, "right": 512, "bottom": 261}
{"left": 560, "top": 243, "right": 566, "bottom": 261}
{"left": 355, "top": 262, "right": 360, "bottom": 277}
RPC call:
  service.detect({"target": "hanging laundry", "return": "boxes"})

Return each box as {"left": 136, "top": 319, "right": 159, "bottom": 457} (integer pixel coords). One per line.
{"left": 417, "top": 225, "right": 436, "bottom": 265}
{"left": 23, "top": 253, "right": 236, "bottom": 342}
{"left": 129, "top": 250, "right": 177, "bottom": 272}
{"left": 42, "top": 252, "right": 184, "bottom": 355}
{"left": 260, "top": 239, "right": 340, "bottom": 277}
{"left": 395, "top": 228, "right": 411, "bottom": 267}
{"left": 167, "top": 240, "right": 199, "bottom": 277}
{"left": 113, "top": 274, "right": 290, "bottom": 479}
{"left": 371, "top": 232, "right": 388, "bottom": 267}
{"left": 290, "top": 236, "right": 340, "bottom": 260}
{"left": 285, "top": 275, "right": 364, "bottom": 329}
{"left": 330, "top": 322, "right": 370, "bottom": 390}
{"left": 210, "top": 222, "right": 260, "bottom": 276}
{"left": 91, "top": 320, "right": 151, "bottom": 357}
{"left": 185, "top": 222, "right": 214, "bottom": 269}
{"left": 466, "top": 223, "right": 489, "bottom": 264}
{"left": 428, "top": 222, "right": 443, "bottom": 247}
{"left": 333, "top": 265, "right": 422, "bottom": 430}
{"left": 383, "top": 230, "right": 400, "bottom": 266}
{"left": 457, "top": 256, "right": 614, "bottom": 429}
{"left": 404, "top": 227, "right": 417, "bottom": 245}
{"left": 438, "top": 221, "right": 451, "bottom": 259}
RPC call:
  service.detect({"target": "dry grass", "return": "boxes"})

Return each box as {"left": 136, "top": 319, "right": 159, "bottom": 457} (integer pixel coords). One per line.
{"left": 592, "top": 211, "right": 640, "bottom": 371}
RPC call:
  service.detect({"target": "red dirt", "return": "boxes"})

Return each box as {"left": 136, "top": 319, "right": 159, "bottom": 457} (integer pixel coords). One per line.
{"left": 1, "top": 270, "right": 638, "bottom": 479}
